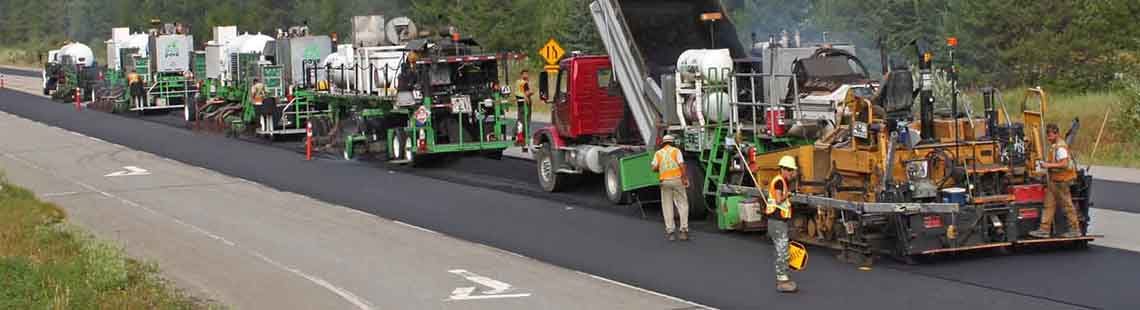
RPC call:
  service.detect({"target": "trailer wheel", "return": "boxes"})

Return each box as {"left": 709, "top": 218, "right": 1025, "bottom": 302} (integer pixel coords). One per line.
{"left": 685, "top": 163, "right": 709, "bottom": 220}
{"left": 604, "top": 158, "right": 632, "bottom": 205}
{"left": 536, "top": 142, "right": 566, "bottom": 192}
{"left": 184, "top": 95, "right": 198, "bottom": 122}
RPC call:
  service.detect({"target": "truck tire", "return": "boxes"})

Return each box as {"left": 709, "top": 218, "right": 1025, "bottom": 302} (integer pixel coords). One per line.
{"left": 536, "top": 141, "right": 566, "bottom": 192}
{"left": 184, "top": 95, "right": 198, "bottom": 122}
{"left": 604, "top": 158, "right": 632, "bottom": 205}
{"left": 685, "top": 163, "right": 710, "bottom": 220}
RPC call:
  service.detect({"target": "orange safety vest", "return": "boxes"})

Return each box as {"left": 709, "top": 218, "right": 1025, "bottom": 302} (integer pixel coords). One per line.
{"left": 1049, "top": 140, "right": 1077, "bottom": 182}
{"left": 765, "top": 175, "right": 792, "bottom": 220}
{"left": 653, "top": 146, "right": 683, "bottom": 181}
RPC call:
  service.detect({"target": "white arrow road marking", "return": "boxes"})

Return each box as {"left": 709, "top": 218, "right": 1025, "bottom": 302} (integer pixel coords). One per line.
{"left": 104, "top": 166, "right": 150, "bottom": 177}
{"left": 447, "top": 269, "right": 532, "bottom": 301}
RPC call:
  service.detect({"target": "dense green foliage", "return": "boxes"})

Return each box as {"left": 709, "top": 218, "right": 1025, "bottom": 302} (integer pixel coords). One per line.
{"left": 2, "top": 0, "right": 1138, "bottom": 91}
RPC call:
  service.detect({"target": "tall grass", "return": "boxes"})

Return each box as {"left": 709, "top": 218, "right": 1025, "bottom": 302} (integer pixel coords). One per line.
{"left": 0, "top": 48, "right": 43, "bottom": 69}
{"left": 962, "top": 89, "right": 1140, "bottom": 168}
{"left": 0, "top": 178, "right": 214, "bottom": 309}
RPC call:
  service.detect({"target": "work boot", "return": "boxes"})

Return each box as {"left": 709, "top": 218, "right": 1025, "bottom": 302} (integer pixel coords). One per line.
{"left": 1060, "top": 230, "right": 1082, "bottom": 238}
{"left": 1028, "top": 229, "right": 1051, "bottom": 238}
{"left": 776, "top": 280, "right": 798, "bottom": 293}
{"left": 679, "top": 231, "right": 690, "bottom": 241}
{"left": 666, "top": 232, "right": 676, "bottom": 241}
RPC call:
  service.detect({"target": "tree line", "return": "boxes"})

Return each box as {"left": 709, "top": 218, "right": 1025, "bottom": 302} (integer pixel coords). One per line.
{"left": 2, "top": 0, "right": 1137, "bottom": 92}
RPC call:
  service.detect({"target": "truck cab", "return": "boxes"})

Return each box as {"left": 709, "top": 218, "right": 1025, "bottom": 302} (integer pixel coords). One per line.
{"left": 542, "top": 56, "right": 626, "bottom": 143}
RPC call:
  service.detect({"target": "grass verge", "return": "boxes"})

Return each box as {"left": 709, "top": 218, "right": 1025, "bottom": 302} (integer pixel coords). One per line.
{"left": 964, "top": 89, "right": 1140, "bottom": 168}
{"left": 0, "top": 48, "right": 41, "bottom": 69}
{"left": 0, "top": 175, "right": 214, "bottom": 309}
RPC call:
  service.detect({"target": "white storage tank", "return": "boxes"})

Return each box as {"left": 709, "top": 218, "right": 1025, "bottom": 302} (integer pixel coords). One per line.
{"left": 682, "top": 90, "right": 732, "bottom": 124}
{"left": 676, "top": 49, "right": 732, "bottom": 83}
{"left": 321, "top": 48, "right": 355, "bottom": 89}
{"left": 58, "top": 43, "right": 96, "bottom": 67}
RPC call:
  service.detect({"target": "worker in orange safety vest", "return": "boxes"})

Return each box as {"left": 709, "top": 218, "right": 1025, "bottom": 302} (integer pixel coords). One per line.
{"left": 767, "top": 155, "right": 798, "bottom": 293}
{"left": 651, "top": 134, "right": 690, "bottom": 241}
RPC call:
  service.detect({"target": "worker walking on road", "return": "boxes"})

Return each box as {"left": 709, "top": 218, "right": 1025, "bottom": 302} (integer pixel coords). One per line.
{"left": 1029, "top": 123, "right": 1082, "bottom": 238}
{"left": 767, "top": 155, "right": 798, "bottom": 293}
{"left": 127, "top": 69, "right": 143, "bottom": 108}
{"left": 514, "top": 70, "right": 533, "bottom": 151}
{"left": 250, "top": 78, "right": 268, "bottom": 132}
{"left": 651, "top": 134, "right": 690, "bottom": 241}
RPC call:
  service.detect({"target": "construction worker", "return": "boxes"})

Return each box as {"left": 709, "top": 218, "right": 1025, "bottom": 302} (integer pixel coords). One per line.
{"left": 767, "top": 155, "right": 798, "bottom": 293}
{"left": 651, "top": 134, "right": 690, "bottom": 241}
{"left": 1029, "top": 124, "right": 1082, "bottom": 238}
{"left": 250, "top": 78, "right": 268, "bottom": 131}
{"left": 127, "top": 69, "right": 143, "bottom": 108}
{"left": 514, "top": 69, "right": 533, "bottom": 151}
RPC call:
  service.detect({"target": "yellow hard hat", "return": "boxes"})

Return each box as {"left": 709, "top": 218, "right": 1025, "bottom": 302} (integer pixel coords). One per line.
{"left": 778, "top": 155, "right": 798, "bottom": 170}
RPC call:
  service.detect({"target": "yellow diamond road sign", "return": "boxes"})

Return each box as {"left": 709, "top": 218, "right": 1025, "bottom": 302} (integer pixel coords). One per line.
{"left": 539, "top": 38, "right": 565, "bottom": 65}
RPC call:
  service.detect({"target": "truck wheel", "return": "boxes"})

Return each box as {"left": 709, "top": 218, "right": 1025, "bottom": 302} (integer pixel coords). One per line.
{"left": 685, "top": 163, "right": 709, "bottom": 220}
{"left": 386, "top": 130, "right": 402, "bottom": 161}
{"left": 604, "top": 158, "right": 632, "bottom": 205}
{"left": 184, "top": 96, "right": 198, "bottom": 122}
{"left": 536, "top": 142, "right": 565, "bottom": 192}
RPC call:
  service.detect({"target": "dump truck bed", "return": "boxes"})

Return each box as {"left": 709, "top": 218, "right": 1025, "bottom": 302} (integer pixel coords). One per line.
{"left": 590, "top": 0, "right": 745, "bottom": 145}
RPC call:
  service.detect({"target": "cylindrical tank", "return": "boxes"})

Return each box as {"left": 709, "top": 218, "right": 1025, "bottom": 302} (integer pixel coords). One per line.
{"left": 123, "top": 33, "right": 150, "bottom": 58}
{"left": 320, "top": 52, "right": 356, "bottom": 89}
{"left": 238, "top": 33, "right": 274, "bottom": 55}
{"left": 676, "top": 49, "right": 732, "bottom": 83}
{"left": 682, "top": 90, "right": 732, "bottom": 124}
{"left": 59, "top": 43, "right": 96, "bottom": 67}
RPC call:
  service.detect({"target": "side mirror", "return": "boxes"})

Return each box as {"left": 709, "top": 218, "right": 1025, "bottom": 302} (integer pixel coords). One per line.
{"left": 607, "top": 71, "right": 621, "bottom": 97}
{"left": 538, "top": 71, "right": 549, "bottom": 102}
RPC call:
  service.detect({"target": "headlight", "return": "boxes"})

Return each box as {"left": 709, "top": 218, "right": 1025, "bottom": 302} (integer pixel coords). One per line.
{"left": 907, "top": 160, "right": 929, "bottom": 179}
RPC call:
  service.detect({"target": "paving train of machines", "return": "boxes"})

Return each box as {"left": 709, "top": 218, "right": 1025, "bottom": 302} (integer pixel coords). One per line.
{"left": 534, "top": 0, "right": 1096, "bottom": 263}
{"left": 299, "top": 15, "right": 522, "bottom": 163}
{"left": 42, "top": 42, "right": 99, "bottom": 100}
{"left": 124, "top": 21, "right": 200, "bottom": 114}
{"left": 192, "top": 24, "right": 331, "bottom": 138}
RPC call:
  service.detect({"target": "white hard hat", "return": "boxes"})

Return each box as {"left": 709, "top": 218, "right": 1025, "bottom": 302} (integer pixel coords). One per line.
{"left": 662, "top": 134, "right": 676, "bottom": 143}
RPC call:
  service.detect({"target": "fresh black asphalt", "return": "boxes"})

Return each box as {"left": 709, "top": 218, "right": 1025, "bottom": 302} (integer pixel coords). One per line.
{"left": 2, "top": 87, "right": 1138, "bottom": 309}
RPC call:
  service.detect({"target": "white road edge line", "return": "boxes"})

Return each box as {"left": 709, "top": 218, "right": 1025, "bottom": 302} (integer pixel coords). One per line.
{"left": 252, "top": 252, "right": 375, "bottom": 310}
{"left": 392, "top": 220, "right": 442, "bottom": 235}
{"left": 40, "top": 191, "right": 84, "bottom": 198}
{"left": 1, "top": 151, "right": 374, "bottom": 310}
{"left": 580, "top": 272, "right": 717, "bottom": 310}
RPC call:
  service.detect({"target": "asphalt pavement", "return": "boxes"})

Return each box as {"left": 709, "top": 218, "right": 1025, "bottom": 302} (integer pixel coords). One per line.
{"left": 0, "top": 110, "right": 695, "bottom": 309}
{"left": 3, "top": 78, "right": 1140, "bottom": 309}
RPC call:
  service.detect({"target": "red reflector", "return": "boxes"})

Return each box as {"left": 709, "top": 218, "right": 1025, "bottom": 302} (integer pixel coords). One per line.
{"left": 923, "top": 215, "right": 943, "bottom": 229}
{"left": 1019, "top": 208, "right": 1039, "bottom": 219}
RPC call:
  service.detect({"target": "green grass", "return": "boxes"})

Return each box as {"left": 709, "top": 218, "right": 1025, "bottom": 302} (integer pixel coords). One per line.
{"left": 0, "top": 48, "right": 42, "bottom": 69}
{"left": 964, "top": 89, "right": 1140, "bottom": 168}
{"left": 0, "top": 175, "right": 216, "bottom": 309}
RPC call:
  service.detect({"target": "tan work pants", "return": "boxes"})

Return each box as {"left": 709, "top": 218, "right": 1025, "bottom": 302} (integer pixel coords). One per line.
{"left": 660, "top": 178, "right": 689, "bottom": 233}
{"left": 1041, "top": 181, "right": 1080, "bottom": 232}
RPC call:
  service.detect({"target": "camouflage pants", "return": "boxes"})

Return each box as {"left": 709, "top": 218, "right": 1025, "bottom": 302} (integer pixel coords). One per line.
{"left": 768, "top": 218, "right": 790, "bottom": 281}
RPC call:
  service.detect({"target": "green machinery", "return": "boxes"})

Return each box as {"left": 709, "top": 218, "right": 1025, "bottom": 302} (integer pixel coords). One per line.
{"left": 311, "top": 49, "right": 518, "bottom": 163}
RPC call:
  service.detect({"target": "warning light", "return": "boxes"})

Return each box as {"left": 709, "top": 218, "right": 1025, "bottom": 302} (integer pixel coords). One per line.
{"left": 700, "top": 12, "right": 723, "bottom": 22}
{"left": 923, "top": 52, "right": 934, "bottom": 64}
{"left": 947, "top": 37, "right": 959, "bottom": 47}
